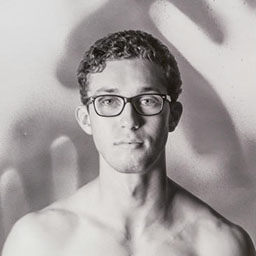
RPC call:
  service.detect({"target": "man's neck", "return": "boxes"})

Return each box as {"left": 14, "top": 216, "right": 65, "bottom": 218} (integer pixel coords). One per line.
{"left": 96, "top": 155, "right": 175, "bottom": 238}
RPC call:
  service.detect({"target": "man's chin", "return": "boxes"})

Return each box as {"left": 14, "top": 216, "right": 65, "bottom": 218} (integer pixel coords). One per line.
{"left": 114, "top": 167, "right": 148, "bottom": 174}
{"left": 109, "top": 157, "right": 151, "bottom": 174}
{"left": 101, "top": 149, "right": 155, "bottom": 174}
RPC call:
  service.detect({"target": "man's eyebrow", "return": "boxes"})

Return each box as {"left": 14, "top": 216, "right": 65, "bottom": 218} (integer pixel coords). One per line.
{"left": 139, "top": 87, "right": 163, "bottom": 93}
{"left": 94, "top": 86, "right": 164, "bottom": 95}
{"left": 95, "top": 87, "right": 119, "bottom": 94}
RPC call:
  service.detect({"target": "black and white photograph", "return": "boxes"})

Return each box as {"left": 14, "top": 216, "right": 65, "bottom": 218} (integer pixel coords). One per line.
{"left": 0, "top": 0, "right": 256, "bottom": 255}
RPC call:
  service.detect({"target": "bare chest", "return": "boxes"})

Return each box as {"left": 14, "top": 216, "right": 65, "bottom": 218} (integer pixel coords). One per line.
{"left": 50, "top": 227, "right": 196, "bottom": 256}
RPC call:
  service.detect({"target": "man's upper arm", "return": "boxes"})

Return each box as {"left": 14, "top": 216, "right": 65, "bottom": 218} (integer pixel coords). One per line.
{"left": 2, "top": 213, "right": 47, "bottom": 256}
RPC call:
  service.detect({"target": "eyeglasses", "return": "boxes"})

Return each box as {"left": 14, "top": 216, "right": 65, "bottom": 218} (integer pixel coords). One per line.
{"left": 86, "top": 94, "right": 171, "bottom": 117}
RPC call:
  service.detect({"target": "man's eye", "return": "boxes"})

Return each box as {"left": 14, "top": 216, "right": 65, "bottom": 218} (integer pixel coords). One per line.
{"left": 102, "top": 99, "right": 114, "bottom": 105}
{"left": 140, "top": 97, "right": 159, "bottom": 106}
{"left": 97, "top": 97, "right": 121, "bottom": 106}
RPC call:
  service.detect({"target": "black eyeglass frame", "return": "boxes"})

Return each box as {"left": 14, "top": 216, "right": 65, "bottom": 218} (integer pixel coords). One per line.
{"left": 86, "top": 93, "right": 172, "bottom": 117}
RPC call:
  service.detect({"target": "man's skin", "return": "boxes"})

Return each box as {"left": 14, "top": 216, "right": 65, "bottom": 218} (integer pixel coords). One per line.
{"left": 2, "top": 59, "right": 255, "bottom": 256}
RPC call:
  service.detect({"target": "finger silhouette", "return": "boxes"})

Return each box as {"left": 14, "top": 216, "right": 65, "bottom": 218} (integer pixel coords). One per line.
{"left": 50, "top": 136, "right": 79, "bottom": 201}
{"left": 0, "top": 168, "right": 29, "bottom": 238}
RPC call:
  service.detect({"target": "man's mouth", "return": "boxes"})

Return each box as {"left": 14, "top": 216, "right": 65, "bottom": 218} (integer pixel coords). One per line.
{"left": 114, "top": 140, "right": 143, "bottom": 146}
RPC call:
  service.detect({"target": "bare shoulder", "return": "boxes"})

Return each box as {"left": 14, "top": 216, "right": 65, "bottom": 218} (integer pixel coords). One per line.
{"left": 171, "top": 184, "right": 255, "bottom": 256}
{"left": 2, "top": 206, "right": 79, "bottom": 256}
{"left": 2, "top": 181, "right": 99, "bottom": 256}
{"left": 196, "top": 215, "right": 255, "bottom": 256}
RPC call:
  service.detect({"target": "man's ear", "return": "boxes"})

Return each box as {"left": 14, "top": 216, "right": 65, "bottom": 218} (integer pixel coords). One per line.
{"left": 75, "top": 106, "right": 92, "bottom": 135}
{"left": 168, "top": 101, "right": 183, "bottom": 132}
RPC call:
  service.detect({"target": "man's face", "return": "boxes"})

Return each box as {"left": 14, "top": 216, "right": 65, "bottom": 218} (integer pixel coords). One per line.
{"left": 77, "top": 59, "right": 174, "bottom": 174}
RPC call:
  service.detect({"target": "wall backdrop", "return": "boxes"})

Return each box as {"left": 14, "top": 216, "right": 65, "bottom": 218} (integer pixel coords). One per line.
{"left": 0, "top": 0, "right": 256, "bottom": 251}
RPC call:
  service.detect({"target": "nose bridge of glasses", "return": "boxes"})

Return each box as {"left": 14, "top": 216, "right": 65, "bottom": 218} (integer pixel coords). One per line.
{"left": 123, "top": 96, "right": 133, "bottom": 104}
{"left": 122, "top": 96, "right": 142, "bottom": 115}
{"left": 121, "top": 96, "right": 135, "bottom": 113}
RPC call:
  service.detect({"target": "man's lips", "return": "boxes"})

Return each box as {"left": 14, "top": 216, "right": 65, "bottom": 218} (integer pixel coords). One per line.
{"left": 114, "top": 140, "right": 143, "bottom": 146}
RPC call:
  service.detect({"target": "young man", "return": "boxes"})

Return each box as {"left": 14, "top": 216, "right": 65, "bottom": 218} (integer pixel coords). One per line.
{"left": 2, "top": 30, "right": 255, "bottom": 256}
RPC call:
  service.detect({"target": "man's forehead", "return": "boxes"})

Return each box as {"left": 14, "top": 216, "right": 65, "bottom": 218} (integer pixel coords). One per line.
{"left": 87, "top": 59, "right": 168, "bottom": 96}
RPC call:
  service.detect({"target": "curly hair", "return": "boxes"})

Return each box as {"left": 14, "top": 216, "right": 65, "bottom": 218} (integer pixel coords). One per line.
{"left": 77, "top": 30, "right": 182, "bottom": 104}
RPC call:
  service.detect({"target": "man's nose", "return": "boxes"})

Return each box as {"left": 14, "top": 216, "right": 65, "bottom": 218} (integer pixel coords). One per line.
{"left": 119, "top": 102, "right": 141, "bottom": 130}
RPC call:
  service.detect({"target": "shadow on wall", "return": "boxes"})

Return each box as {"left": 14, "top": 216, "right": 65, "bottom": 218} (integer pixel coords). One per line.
{"left": 3, "top": 112, "right": 99, "bottom": 211}
{"left": 244, "top": 0, "right": 256, "bottom": 8}
{"left": 167, "top": 0, "right": 225, "bottom": 43}
{"left": 56, "top": 0, "right": 226, "bottom": 89}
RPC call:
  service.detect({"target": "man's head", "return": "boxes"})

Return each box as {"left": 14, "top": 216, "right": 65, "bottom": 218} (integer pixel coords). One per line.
{"left": 77, "top": 30, "right": 182, "bottom": 105}
{"left": 76, "top": 30, "right": 183, "bottom": 174}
